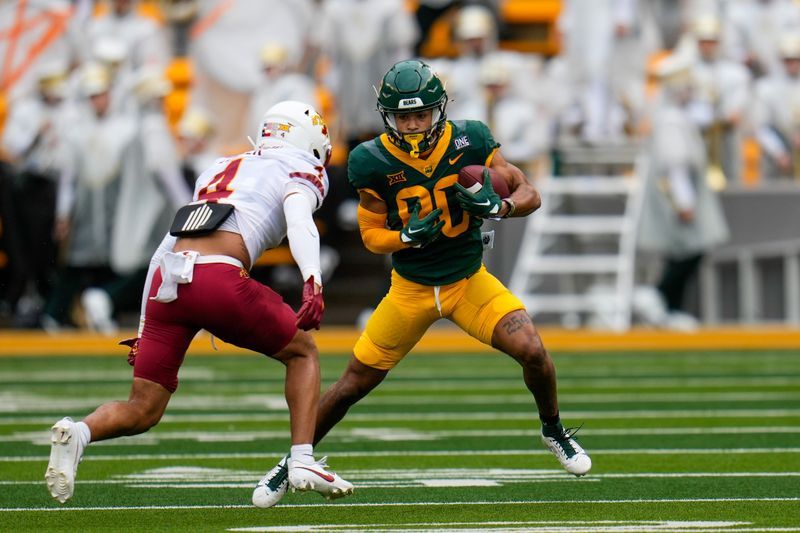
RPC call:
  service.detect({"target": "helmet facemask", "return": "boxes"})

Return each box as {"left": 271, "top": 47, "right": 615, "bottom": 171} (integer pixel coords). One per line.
{"left": 379, "top": 98, "right": 447, "bottom": 158}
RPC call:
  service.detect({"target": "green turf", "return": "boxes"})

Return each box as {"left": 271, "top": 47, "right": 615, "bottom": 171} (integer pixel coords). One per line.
{"left": 1, "top": 349, "right": 799, "bottom": 531}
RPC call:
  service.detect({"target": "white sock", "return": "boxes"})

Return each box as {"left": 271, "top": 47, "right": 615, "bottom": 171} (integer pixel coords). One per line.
{"left": 290, "top": 444, "right": 314, "bottom": 465}
{"left": 76, "top": 421, "right": 92, "bottom": 449}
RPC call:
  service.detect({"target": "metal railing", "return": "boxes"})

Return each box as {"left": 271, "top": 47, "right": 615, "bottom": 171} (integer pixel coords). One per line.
{"left": 700, "top": 238, "right": 800, "bottom": 325}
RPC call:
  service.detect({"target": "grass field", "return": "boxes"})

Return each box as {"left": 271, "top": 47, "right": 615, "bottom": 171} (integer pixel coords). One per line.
{"left": 2, "top": 341, "right": 800, "bottom": 531}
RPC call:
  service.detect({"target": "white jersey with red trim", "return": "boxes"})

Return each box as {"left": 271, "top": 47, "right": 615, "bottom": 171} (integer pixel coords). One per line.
{"left": 192, "top": 145, "right": 328, "bottom": 266}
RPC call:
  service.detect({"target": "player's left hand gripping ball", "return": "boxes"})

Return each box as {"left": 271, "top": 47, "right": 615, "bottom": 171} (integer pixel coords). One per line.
{"left": 296, "top": 277, "right": 325, "bottom": 330}
{"left": 454, "top": 168, "right": 503, "bottom": 218}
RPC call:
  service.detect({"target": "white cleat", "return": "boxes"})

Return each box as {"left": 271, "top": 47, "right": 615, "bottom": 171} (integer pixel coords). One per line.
{"left": 252, "top": 456, "right": 289, "bottom": 508}
{"left": 541, "top": 425, "right": 592, "bottom": 477}
{"left": 45, "top": 417, "right": 84, "bottom": 503}
{"left": 288, "top": 457, "right": 354, "bottom": 500}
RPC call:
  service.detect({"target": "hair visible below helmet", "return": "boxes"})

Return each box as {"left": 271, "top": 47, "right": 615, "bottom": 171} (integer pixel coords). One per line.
{"left": 376, "top": 59, "right": 448, "bottom": 157}
{"left": 257, "top": 100, "right": 332, "bottom": 165}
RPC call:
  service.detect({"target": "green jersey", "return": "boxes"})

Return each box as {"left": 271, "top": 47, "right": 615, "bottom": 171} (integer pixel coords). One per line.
{"left": 348, "top": 120, "right": 499, "bottom": 285}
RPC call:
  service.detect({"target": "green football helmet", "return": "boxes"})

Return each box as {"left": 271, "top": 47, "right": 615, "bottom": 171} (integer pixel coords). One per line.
{"left": 376, "top": 59, "right": 448, "bottom": 157}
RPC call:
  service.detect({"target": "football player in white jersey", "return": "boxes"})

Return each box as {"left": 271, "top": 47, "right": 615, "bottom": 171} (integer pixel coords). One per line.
{"left": 45, "top": 101, "right": 354, "bottom": 506}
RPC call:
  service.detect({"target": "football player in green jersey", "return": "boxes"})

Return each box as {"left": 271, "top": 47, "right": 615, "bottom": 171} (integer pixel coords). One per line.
{"left": 254, "top": 59, "right": 591, "bottom": 507}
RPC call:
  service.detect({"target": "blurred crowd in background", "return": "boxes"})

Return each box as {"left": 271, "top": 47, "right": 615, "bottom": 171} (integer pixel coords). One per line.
{"left": 0, "top": 0, "right": 799, "bottom": 332}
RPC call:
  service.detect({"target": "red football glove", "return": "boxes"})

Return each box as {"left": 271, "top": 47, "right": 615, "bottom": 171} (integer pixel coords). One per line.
{"left": 119, "top": 337, "right": 140, "bottom": 366}
{"left": 296, "top": 277, "right": 324, "bottom": 330}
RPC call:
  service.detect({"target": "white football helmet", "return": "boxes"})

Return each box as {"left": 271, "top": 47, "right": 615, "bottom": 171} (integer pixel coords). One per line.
{"left": 257, "top": 100, "right": 332, "bottom": 165}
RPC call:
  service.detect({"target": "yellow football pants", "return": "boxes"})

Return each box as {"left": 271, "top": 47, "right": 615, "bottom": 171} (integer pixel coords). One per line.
{"left": 354, "top": 265, "right": 526, "bottom": 369}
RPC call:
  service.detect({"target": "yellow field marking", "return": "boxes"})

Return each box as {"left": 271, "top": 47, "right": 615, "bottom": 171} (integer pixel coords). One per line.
{"left": 2, "top": 326, "right": 800, "bottom": 356}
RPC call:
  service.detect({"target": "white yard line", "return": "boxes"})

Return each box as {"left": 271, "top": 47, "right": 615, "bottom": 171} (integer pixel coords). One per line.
{"left": 226, "top": 521, "right": 800, "bottom": 533}
{"left": 353, "top": 392, "right": 800, "bottom": 405}
{"left": 3, "top": 447, "right": 800, "bottom": 462}
{"left": 2, "top": 497, "right": 799, "bottom": 512}
{"left": 3, "top": 391, "right": 800, "bottom": 414}
{"left": 5, "top": 425, "right": 800, "bottom": 444}
{"left": 2, "top": 408, "right": 800, "bottom": 426}
{"left": 3, "top": 470, "right": 800, "bottom": 487}
{"left": 5, "top": 373, "right": 797, "bottom": 389}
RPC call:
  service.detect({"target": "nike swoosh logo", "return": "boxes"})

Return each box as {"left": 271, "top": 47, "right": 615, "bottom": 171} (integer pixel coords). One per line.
{"left": 296, "top": 466, "right": 335, "bottom": 482}
{"left": 448, "top": 153, "right": 464, "bottom": 165}
{"left": 407, "top": 226, "right": 425, "bottom": 234}
{"left": 475, "top": 200, "right": 491, "bottom": 206}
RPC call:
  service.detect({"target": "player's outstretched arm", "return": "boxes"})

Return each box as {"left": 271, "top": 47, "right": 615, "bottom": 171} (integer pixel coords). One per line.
{"left": 489, "top": 151, "right": 541, "bottom": 218}
{"left": 284, "top": 186, "right": 325, "bottom": 330}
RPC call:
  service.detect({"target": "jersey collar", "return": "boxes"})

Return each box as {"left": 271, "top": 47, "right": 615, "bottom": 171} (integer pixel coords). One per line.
{"left": 380, "top": 122, "right": 453, "bottom": 177}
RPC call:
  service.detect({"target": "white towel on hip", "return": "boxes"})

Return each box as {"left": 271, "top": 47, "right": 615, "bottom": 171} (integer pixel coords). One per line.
{"left": 151, "top": 251, "right": 199, "bottom": 303}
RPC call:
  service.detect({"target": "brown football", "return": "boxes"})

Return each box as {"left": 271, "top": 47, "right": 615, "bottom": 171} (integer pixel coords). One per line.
{"left": 457, "top": 165, "right": 510, "bottom": 198}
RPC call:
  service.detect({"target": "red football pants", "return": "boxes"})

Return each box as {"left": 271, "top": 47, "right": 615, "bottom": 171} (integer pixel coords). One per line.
{"left": 134, "top": 263, "right": 297, "bottom": 392}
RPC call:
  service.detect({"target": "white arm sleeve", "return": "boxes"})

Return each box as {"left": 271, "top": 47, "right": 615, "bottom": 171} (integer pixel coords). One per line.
{"left": 283, "top": 183, "right": 322, "bottom": 284}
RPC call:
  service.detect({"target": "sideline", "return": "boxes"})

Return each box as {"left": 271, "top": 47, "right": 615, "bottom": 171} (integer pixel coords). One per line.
{"left": 2, "top": 326, "right": 800, "bottom": 356}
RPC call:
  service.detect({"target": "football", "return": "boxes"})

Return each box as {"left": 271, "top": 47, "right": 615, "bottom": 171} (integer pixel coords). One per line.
{"left": 457, "top": 165, "right": 510, "bottom": 198}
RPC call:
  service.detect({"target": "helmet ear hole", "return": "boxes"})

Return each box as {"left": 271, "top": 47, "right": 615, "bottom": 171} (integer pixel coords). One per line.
{"left": 313, "top": 149, "right": 320, "bottom": 160}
